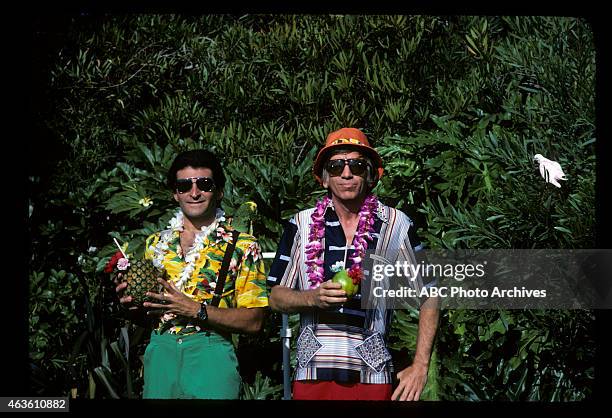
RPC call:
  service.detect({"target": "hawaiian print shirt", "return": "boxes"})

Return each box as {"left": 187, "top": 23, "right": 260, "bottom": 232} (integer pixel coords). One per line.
{"left": 144, "top": 221, "right": 269, "bottom": 335}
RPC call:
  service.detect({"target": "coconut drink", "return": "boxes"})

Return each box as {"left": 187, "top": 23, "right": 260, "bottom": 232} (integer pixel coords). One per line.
{"left": 330, "top": 261, "right": 361, "bottom": 298}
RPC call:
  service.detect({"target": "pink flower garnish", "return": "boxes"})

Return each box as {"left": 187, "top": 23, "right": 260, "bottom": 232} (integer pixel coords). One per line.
{"left": 117, "top": 258, "right": 130, "bottom": 271}
{"left": 104, "top": 250, "right": 124, "bottom": 273}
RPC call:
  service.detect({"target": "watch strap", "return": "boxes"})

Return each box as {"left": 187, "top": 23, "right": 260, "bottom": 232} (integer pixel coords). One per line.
{"left": 197, "top": 302, "right": 208, "bottom": 322}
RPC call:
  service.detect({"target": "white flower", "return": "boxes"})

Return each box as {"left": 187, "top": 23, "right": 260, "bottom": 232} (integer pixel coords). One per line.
{"left": 168, "top": 210, "right": 184, "bottom": 231}
{"left": 117, "top": 258, "right": 130, "bottom": 270}
{"left": 228, "top": 257, "right": 239, "bottom": 273}
{"left": 161, "top": 312, "right": 176, "bottom": 322}
{"left": 330, "top": 260, "right": 345, "bottom": 273}
{"left": 533, "top": 154, "right": 567, "bottom": 188}
{"left": 215, "top": 208, "right": 226, "bottom": 223}
{"left": 139, "top": 197, "right": 153, "bottom": 207}
{"left": 245, "top": 242, "right": 262, "bottom": 262}
{"left": 216, "top": 227, "right": 232, "bottom": 243}
{"left": 200, "top": 219, "right": 220, "bottom": 237}
{"left": 87, "top": 246, "right": 98, "bottom": 253}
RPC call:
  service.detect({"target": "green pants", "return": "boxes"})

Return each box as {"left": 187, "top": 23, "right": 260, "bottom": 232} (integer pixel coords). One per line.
{"left": 142, "top": 330, "right": 241, "bottom": 399}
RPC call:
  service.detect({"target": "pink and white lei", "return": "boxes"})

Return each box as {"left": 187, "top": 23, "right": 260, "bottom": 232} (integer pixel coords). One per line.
{"left": 306, "top": 194, "right": 378, "bottom": 289}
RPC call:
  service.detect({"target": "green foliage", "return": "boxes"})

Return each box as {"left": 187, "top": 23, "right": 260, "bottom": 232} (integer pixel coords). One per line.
{"left": 29, "top": 270, "right": 82, "bottom": 391}
{"left": 31, "top": 15, "right": 595, "bottom": 400}
{"left": 240, "top": 371, "right": 284, "bottom": 400}
{"left": 435, "top": 309, "right": 595, "bottom": 401}
{"left": 377, "top": 16, "right": 595, "bottom": 401}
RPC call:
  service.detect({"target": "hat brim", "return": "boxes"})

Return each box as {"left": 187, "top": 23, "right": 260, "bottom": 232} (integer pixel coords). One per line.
{"left": 313, "top": 143, "right": 384, "bottom": 185}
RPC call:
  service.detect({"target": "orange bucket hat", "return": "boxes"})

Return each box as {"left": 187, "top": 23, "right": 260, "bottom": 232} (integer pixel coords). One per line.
{"left": 312, "top": 127, "right": 384, "bottom": 185}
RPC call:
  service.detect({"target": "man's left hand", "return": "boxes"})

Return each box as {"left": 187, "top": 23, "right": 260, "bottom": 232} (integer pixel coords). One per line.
{"left": 391, "top": 363, "right": 428, "bottom": 401}
{"left": 143, "top": 278, "right": 200, "bottom": 319}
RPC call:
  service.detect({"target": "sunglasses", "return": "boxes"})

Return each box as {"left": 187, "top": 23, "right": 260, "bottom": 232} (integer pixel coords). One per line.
{"left": 325, "top": 158, "right": 369, "bottom": 177}
{"left": 175, "top": 177, "right": 216, "bottom": 193}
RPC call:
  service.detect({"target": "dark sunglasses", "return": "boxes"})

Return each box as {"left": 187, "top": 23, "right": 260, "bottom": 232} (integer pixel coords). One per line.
{"left": 175, "top": 176, "right": 216, "bottom": 193}
{"left": 325, "top": 158, "right": 369, "bottom": 177}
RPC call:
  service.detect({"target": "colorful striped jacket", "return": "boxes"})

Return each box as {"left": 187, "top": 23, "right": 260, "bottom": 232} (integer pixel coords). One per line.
{"left": 267, "top": 197, "right": 432, "bottom": 384}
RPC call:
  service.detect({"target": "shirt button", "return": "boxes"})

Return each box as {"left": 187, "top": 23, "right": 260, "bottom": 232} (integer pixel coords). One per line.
{"left": 178, "top": 339, "right": 183, "bottom": 345}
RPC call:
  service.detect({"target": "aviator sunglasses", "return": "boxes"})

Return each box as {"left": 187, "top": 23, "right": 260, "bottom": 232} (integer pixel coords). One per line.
{"left": 325, "top": 158, "right": 369, "bottom": 177}
{"left": 175, "top": 176, "right": 216, "bottom": 193}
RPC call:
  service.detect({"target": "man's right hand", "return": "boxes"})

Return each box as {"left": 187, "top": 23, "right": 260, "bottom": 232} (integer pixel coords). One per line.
{"left": 114, "top": 273, "right": 138, "bottom": 310}
{"left": 309, "top": 281, "right": 347, "bottom": 309}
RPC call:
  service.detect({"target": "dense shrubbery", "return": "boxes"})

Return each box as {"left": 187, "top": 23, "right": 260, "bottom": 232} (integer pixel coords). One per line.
{"left": 30, "top": 15, "right": 595, "bottom": 400}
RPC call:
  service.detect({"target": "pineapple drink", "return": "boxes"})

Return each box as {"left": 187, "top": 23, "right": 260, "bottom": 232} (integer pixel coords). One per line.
{"left": 124, "top": 259, "right": 165, "bottom": 305}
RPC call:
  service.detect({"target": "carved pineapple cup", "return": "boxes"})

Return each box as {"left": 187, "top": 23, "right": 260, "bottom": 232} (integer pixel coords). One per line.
{"left": 124, "top": 259, "right": 165, "bottom": 305}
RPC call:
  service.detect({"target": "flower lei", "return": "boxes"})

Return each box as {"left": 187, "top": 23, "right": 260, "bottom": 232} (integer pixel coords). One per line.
{"left": 306, "top": 194, "right": 378, "bottom": 289}
{"left": 152, "top": 208, "right": 227, "bottom": 292}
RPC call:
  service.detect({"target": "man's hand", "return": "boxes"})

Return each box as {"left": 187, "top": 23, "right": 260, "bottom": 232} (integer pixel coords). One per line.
{"left": 391, "top": 363, "right": 428, "bottom": 401}
{"left": 114, "top": 272, "right": 139, "bottom": 310}
{"left": 143, "top": 278, "right": 200, "bottom": 318}
{"left": 310, "top": 281, "right": 347, "bottom": 309}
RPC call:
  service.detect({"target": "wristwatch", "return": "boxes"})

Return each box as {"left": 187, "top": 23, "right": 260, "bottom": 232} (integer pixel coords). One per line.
{"left": 197, "top": 302, "right": 208, "bottom": 323}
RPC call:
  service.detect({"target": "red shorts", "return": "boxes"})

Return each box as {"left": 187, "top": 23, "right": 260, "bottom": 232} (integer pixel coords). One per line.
{"left": 293, "top": 380, "right": 393, "bottom": 400}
